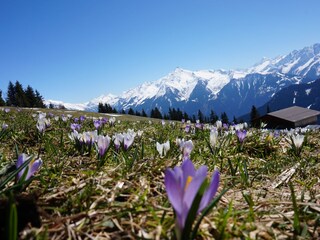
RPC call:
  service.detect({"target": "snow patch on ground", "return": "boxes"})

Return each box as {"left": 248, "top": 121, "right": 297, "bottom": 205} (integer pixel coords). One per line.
{"left": 305, "top": 88, "right": 312, "bottom": 95}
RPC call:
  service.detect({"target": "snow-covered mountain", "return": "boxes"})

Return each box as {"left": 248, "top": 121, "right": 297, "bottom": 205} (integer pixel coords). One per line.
{"left": 262, "top": 78, "right": 320, "bottom": 111}
{"left": 111, "top": 68, "right": 247, "bottom": 113}
{"left": 46, "top": 43, "right": 320, "bottom": 118}
{"left": 212, "top": 72, "right": 301, "bottom": 117}
{"left": 45, "top": 94, "right": 119, "bottom": 112}
{"left": 249, "top": 43, "right": 320, "bottom": 79}
{"left": 44, "top": 99, "right": 88, "bottom": 111}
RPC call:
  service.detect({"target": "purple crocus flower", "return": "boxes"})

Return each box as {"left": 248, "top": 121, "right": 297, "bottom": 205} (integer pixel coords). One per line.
{"left": 185, "top": 124, "right": 191, "bottom": 133}
{"left": 236, "top": 129, "right": 247, "bottom": 143}
{"left": 123, "top": 132, "right": 136, "bottom": 150}
{"left": 79, "top": 115, "right": 86, "bottom": 122}
{"left": 195, "top": 120, "right": 202, "bottom": 129}
{"left": 97, "top": 135, "right": 111, "bottom": 157}
{"left": 71, "top": 123, "right": 81, "bottom": 131}
{"left": 2, "top": 123, "right": 8, "bottom": 130}
{"left": 273, "top": 130, "right": 280, "bottom": 138}
{"left": 101, "top": 117, "right": 108, "bottom": 124}
{"left": 16, "top": 153, "right": 43, "bottom": 182}
{"left": 164, "top": 159, "right": 220, "bottom": 231}
{"left": 93, "top": 119, "right": 102, "bottom": 129}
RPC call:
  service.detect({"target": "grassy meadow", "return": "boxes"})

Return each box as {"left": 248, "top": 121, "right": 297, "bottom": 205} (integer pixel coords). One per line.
{"left": 0, "top": 107, "right": 319, "bottom": 239}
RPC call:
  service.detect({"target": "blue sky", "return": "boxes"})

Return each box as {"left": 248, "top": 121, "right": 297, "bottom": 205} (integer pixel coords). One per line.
{"left": 1, "top": 0, "right": 320, "bottom": 103}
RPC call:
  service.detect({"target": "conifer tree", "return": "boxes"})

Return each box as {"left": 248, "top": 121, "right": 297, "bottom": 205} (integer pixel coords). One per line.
{"left": 176, "top": 108, "right": 183, "bottom": 121}
{"left": 5, "top": 81, "right": 45, "bottom": 108}
{"left": 150, "top": 109, "right": 155, "bottom": 118}
{"left": 210, "top": 110, "right": 219, "bottom": 124}
{"left": 0, "top": 90, "right": 5, "bottom": 106}
{"left": 220, "top": 112, "right": 229, "bottom": 124}
{"left": 135, "top": 110, "right": 141, "bottom": 116}
{"left": 150, "top": 107, "right": 162, "bottom": 119}
{"left": 250, "top": 105, "right": 260, "bottom": 127}
{"left": 141, "top": 109, "right": 147, "bottom": 117}
{"left": 198, "top": 109, "right": 204, "bottom": 123}
{"left": 25, "top": 85, "right": 36, "bottom": 107}
{"left": 14, "top": 81, "right": 28, "bottom": 107}
{"left": 6, "top": 81, "right": 16, "bottom": 106}
{"left": 192, "top": 115, "right": 196, "bottom": 123}
{"left": 98, "top": 103, "right": 106, "bottom": 113}
{"left": 232, "top": 116, "right": 238, "bottom": 124}
{"left": 127, "top": 108, "right": 135, "bottom": 115}
{"left": 34, "top": 90, "right": 45, "bottom": 108}
{"left": 183, "top": 112, "right": 189, "bottom": 121}
{"left": 267, "top": 105, "right": 271, "bottom": 113}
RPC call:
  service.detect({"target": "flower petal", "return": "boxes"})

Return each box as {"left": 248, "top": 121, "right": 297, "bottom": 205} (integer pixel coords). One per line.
{"left": 181, "top": 158, "right": 196, "bottom": 188}
{"left": 183, "top": 165, "right": 207, "bottom": 210}
{"left": 199, "top": 169, "right": 220, "bottom": 212}
{"left": 156, "top": 142, "right": 163, "bottom": 156}
{"left": 27, "top": 158, "right": 43, "bottom": 180}
{"left": 164, "top": 169, "right": 183, "bottom": 215}
{"left": 16, "top": 153, "right": 27, "bottom": 180}
{"left": 16, "top": 153, "right": 26, "bottom": 168}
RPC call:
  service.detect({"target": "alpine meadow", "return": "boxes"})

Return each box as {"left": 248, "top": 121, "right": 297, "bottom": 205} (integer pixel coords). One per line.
{"left": 0, "top": 106, "right": 319, "bottom": 239}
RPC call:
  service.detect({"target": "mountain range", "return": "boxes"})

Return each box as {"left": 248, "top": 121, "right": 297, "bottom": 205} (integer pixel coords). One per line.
{"left": 45, "top": 43, "right": 320, "bottom": 119}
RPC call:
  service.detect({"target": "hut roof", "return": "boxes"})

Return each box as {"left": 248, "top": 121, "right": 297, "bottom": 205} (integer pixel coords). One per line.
{"left": 267, "top": 106, "right": 320, "bottom": 123}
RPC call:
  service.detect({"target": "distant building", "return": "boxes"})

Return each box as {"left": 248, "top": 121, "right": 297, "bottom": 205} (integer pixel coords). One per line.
{"left": 254, "top": 106, "right": 320, "bottom": 129}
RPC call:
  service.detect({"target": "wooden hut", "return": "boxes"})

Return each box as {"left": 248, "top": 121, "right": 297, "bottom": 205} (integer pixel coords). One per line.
{"left": 255, "top": 106, "right": 320, "bottom": 129}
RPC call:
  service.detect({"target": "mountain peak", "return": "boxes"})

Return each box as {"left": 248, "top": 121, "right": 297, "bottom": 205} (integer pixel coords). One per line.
{"left": 173, "top": 67, "right": 186, "bottom": 72}
{"left": 249, "top": 43, "right": 320, "bottom": 78}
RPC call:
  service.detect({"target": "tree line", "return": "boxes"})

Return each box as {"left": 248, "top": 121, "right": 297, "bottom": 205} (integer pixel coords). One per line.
{"left": 98, "top": 101, "right": 262, "bottom": 125}
{"left": 98, "top": 102, "right": 235, "bottom": 124}
{"left": 0, "top": 81, "right": 45, "bottom": 108}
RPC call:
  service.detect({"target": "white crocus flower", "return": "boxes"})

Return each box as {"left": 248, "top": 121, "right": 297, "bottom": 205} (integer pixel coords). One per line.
{"left": 69, "top": 130, "right": 80, "bottom": 141}
{"left": 181, "top": 140, "right": 193, "bottom": 159}
{"left": 36, "top": 117, "right": 50, "bottom": 133}
{"left": 113, "top": 133, "right": 124, "bottom": 150}
{"left": 175, "top": 138, "right": 183, "bottom": 148}
{"left": 61, "top": 115, "right": 68, "bottom": 122}
{"left": 234, "top": 123, "right": 244, "bottom": 131}
{"left": 291, "top": 134, "right": 304, "bottom": 149}
{"left": 137, "top": 130, "right": 143, "bottom": 138}
{"left": 156, "top": 141, "right": 170, "bottom": 157}
{"left": 215, "top": 120, "right": 222, "bottom": 130}
{"left": 210, "top": 128, "right": 219, "bottom": 148}
{"left": 109, "top": 117, "right": 116, "bottom": 125}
